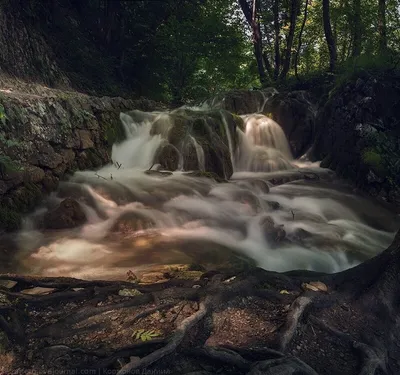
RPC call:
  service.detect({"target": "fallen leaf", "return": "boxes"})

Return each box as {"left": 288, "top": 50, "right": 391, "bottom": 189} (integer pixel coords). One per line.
{"left": 302, "top": 281, "right": 328, "bottom": 293}
{"left": 21, "top": 287, "right": 57, "bottom": 295}
{"left": 280, "top": 289, "right": 290, "bottom": 294}
{"left": 119, "top": 288, "right": 142, "bottom": 297}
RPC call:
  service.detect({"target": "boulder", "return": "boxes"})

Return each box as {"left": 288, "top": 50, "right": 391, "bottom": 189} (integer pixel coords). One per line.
{"left": 44, "top": 198, "right": 86, "bottom": 229}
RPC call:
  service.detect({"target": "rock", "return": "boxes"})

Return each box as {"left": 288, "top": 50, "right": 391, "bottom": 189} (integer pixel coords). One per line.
{"left": 43, "top": 198, "right": 86, "bottom": 229}
{"left": 266, "top": 91, "right": 316, "bottom": 157}
{"left": 260, "top": 216, "right": 286, "bottom": 245}
{"left": 144, "top": 170, "right": 173, "bottom": 177}
{"left": 150, "top": 109, "right": 236, "bottom": 179}
{"left": 77, "top": 129, "right": 94, "bottom": 149}
{"left": 110, "top": 211, "right": 155, "bottom": 233}
{"left": 34, "top": 143, "right": 63, "bottom": 169}
{"left": 156, "top": 143, "right": 180, "bottom": 171}
{"left": 266, "top": 201, "right": 280, "bottom": 210}
{"left": 204, "top": 88, "right": 278, "bottom": 114}
{"left": 313, "top": 74, "right": 400, "bottom": 207}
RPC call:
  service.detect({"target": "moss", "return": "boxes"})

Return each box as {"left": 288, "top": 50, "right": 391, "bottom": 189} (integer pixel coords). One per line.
{"left": 99, "top": 112, "right": 126, "bottom": 148}
{"left": 167, "top": 116, "right": 189, "bottom": 146}
{"left": 361, "top": 149, "right": 387, "bottom": 176}
{"left": 10, "top": 183, "right": 43, "bottom": 212}
{"left": 0, "top": 207, "right": 21, "bottom": 231}
{"left": 184, "top": 171, "right": 227, "bottom": 183}
{"left": 232, "top": 113, "right": 245, "bottom": 131}
{"left": 0, "top": 183, "right": 43, "bottom": 230}
{"left": 86, "top": 148, "right": 104, "bottom": 168}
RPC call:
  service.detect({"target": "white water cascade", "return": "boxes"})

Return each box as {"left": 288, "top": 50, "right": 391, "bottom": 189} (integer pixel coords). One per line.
{"left": 12, "top": 107, "right": 399, "bottom": 280}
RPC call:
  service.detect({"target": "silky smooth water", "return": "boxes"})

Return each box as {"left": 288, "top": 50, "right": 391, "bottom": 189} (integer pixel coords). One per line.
{"left": 11, "top": 109, "right": 398, "bottom": 280}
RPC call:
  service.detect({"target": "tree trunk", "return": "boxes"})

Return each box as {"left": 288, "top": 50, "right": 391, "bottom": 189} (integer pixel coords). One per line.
{"left": 378, "top": 0, "right": 387, "bottom": 52}
{"left": 279, "top": 0, "right": 298, "bottom": 80}
{"left": 294, "top": 0, "right": 309, "bottom": 80}
{"left": 238, "top": 0, "right": 267, "bottom": 85}
{"left": 273, "top": 0, "right": 280, "bottom": 79}
{"left": 322, "top": 0, "right": 337, "bottom": 72}
{"left": 352, "top": 0, "right": 362, "bottom": 57}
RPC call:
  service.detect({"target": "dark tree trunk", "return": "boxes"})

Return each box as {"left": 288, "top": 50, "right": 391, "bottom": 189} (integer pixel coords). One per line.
{"left": 238, "top": 0, "right": 267, "bottom": 85}
{"left": 322, "top": 0, "right": 337, "bottom": 72}
{"left": 352, "top": 0, "right": 362, "bottom": 57}
{"left": 294, "top": 0, "right": 309, "bottom": 80}
{"left": 279, "top": 0, "right": 298, "bottom": 79}
{"left": 378, "top": 0, "right": 387, "bottom": 52}
{"left": 273, "top": 0, "right": 280, "bottom": 80}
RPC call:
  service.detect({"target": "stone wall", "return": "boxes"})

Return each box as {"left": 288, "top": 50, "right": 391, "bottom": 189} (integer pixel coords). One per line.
{"left": 0, "top": 89, "right": 161, "bottom": 230}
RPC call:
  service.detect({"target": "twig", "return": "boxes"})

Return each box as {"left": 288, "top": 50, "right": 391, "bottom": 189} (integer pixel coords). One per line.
{"left": 95, "top": 173, "right": 107, "bottom": 180}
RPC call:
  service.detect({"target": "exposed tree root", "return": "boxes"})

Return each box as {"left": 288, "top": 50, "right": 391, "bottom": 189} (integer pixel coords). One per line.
{"left": 2, "top": 230, "right": 400, "bottom": 375}
{"left": 117, "top": 299, "right": 211, "bottom": 375}
{"left": 277, "top": 295, "right": 313, "bottom": 352}
{"left": 354, "top": 342, "right": 386, "bottom": 375}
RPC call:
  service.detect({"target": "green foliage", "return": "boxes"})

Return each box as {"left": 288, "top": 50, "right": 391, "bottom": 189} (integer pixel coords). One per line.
{"left": 132, "top": 329, "right": 161, "bottom": 342}
{"left": 361, "top": 149, "right": 385, "bottom": 175}
{"left": 0, "top": 104, "right": 6, "bottom": 126}
{"left": 0, "top": 155, "right": 23, "bottom": 174}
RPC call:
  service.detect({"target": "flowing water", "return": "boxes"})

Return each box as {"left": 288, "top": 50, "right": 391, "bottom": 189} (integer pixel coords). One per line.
{"left": 7, "top": 107, "right": 399, "bottom": 280}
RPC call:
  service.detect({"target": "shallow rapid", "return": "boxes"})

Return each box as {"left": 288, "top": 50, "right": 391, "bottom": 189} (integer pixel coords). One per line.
{"left": 10, "top": 108, "right": 399, "bottom": 280}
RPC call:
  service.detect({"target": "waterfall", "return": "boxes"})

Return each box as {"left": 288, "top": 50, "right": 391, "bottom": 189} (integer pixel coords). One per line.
{"left": 12, "top": 106, "right": 398, "bottom": 281}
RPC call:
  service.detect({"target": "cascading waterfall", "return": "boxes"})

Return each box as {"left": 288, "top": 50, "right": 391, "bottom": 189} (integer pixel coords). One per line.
{"left": 12, "top": 106, "right": 399, "bottom": 280}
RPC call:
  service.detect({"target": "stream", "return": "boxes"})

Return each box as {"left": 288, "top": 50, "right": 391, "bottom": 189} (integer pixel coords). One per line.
{"left": 5, "top": 107, "right": 399, "bottom": 280}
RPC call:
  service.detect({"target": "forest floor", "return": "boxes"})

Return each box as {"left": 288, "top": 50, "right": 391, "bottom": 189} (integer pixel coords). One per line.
{"left": 0, "top": 253, "right": 398, "bottom": 375}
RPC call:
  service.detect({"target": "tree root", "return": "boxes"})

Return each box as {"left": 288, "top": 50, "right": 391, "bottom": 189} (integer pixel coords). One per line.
{"left": 277, "top": 295, "right": 312, "bottom": 352}
{"left": 121, "top": 302, "right": 176, "bottom": 329}
{"left": 248, "top": 356, "right": 319, "bottom": 375}
{"left": 309, "top": 316, "right": 387, "bottom": 375}
{"left": 117, "top": 299, "right": 211, "bottom": 375}
{"left": 188, "top": 346, "right": 251, "bottom": 371}
{"left": 354, "top": 341, "right": 386, "bottom": 375}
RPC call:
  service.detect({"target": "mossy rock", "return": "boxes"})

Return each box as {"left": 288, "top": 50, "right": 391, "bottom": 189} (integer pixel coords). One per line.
{"left": 362, "top": 149, "right": 387, "bottom": 176}
{"left": 99, "top": 112, "right": 126, "bottom": 148}
{"left": 183, "top": 171, "right": 227, "bottom": 183}
{"left": 155, "top": 144, "right": 180, "bottom": 171}
{"left": 0, "top": 206, "right": 21, "bottom": 231}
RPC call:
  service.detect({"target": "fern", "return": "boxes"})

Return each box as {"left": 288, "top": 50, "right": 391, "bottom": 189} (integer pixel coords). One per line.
{"left": 0, "top": 104, "right": 6, "bottom": 126}
{"left": 132, "top": 329, "right": 161, "bottom": 342}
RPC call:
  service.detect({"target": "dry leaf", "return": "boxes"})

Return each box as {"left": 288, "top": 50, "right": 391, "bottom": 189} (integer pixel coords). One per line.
{"left": 302, "top": 281, "right": 328, "bottom": 293}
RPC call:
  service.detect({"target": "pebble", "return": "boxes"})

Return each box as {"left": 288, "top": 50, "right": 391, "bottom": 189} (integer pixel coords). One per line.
{"left": 296, "top": 345, "right": 301, "bottom": 350}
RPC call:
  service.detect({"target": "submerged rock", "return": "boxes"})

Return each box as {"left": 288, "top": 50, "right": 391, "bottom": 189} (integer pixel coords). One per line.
{"left": 260, "top": 216, "right": 286, "bottom": 245}
{"left": 43, "top": 198, "right": 86, "bottom": 229}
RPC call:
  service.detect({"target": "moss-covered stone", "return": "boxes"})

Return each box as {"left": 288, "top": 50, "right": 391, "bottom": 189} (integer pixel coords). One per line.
{"left": 361, "top": 149, "right": 386, "bottom": 176}
{"left": 0, "top": 206, "right": 21, "bottom": 231}
{"left": 183, "top": 171, "right": 227, "bottom": 183}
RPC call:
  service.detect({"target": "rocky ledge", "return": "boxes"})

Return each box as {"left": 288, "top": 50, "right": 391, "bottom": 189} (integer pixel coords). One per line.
{"left": 0, "top": 86, "right": 163, "bottom": 231}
